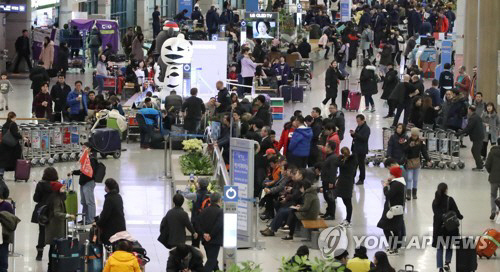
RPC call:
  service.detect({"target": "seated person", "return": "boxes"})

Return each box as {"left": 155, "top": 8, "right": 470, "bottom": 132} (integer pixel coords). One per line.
{"left": 109, "top": 95, "right": 125, "bottom": 116}
{"left": 138, "top": 92, "right": 160, "bottom": 110}
{"left": 282, "top": 180, "right": 319, "bottom": 240}
{"left": 137, "top": 98, "right": 161, "bottom": 149}
{"left": 263, "top": 155, "right": 281, "bottom": 188}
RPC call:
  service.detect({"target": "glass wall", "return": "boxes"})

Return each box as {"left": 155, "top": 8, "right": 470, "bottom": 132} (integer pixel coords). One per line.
{"left": 148, "top": 0, "right": 177, "bottom": 20}
{"left": 79, "top": 0, "right": 98, "bottom": 15}
{"left": 111, "top": 0, "right": 137, "bottom": 35}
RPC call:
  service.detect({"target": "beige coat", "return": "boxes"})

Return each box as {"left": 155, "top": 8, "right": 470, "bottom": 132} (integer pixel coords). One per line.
{"left": 131, "top": 37, "right": 144, "bottom": 61}
{"left": 39, "top": 41, "right": 54, "bottom": 69}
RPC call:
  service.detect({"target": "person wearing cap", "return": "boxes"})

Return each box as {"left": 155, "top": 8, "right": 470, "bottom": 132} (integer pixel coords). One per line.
{"left": 403, "top": 127, "right": 432, "bottom": 200}
{"left": 347, "top": 246, "right": 374, "bottom": 271}
{"left": 45, "top": 181, "right": 75, "bottom": 269}
{"left": 456, "top": 105, "right": 485, "bottom": 171}
{"left": 377, "top": 166, "right": 406, "bottom": 256}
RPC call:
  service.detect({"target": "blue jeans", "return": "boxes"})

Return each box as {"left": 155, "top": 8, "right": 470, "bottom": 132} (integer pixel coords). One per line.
{"left": 339, "top": 61, "right": 349, "bottom": 77}
{"left": 364, "top": 94, "right": 375, "bottom": 108}
{"left": 406, "top": 168, "right": 420, "bottom": 189}
{"left": 0, "top": 242, "right": 8, "bottom": 272}
{"left": 436, "top": 246, "right": 453, "bottom": 268}
{"left": 95, "top": 75, "right": 106, "bottom": 94}
{"left": 270, "top": 207, "right": 291, "bottom": 232}
{"left": 80, "top": 181, "right": 96, "bottom": 224}
{"left": 90, "top": 47, "right": 99, "bottom": 67}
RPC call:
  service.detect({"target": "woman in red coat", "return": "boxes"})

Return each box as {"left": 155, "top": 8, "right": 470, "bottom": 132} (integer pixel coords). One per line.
{"left": 277, "top": 117, "right": 296, "bottom": 157}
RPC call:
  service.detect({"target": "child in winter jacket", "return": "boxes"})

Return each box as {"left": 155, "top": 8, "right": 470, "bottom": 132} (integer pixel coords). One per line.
{"left": 103, "top": 240, "right": 141, "bottom": 272}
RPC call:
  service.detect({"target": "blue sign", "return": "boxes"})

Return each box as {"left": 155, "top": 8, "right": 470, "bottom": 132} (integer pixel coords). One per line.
{"left": 240, "top": 21, "right": 247, "bottom": 32}
{"left": 246, "top": 0, "right": 259, "bottom": 12}
{"left": 178, "top": 0, "right": 192, "bottom": 16}
{"left": 297, "top": 3, "right": 302, "bottom": 12}
{"left": 232, "top": 150, "right": 249, "bottom": 185}
{"left": 224, "top": 186, "right": 239, "bottom": 202}
{"left": 0, "top": 4, "right": 26, "bottom": 13}
{"left": 340, "top": 0, "right": 351, "bottom": 22}
{"left": 220, "top": 25, "right": 226, "bottom": 33}
{"left": 211, "top": 34, "right": 218, "bottom": 41}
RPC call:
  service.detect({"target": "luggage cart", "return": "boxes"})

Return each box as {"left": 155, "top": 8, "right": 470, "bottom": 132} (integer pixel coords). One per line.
{"left": 60, "top": 122, "right": 72, "bottom": 161}
{"left": 38, "top": 127, "right": 51, "bottom": 166}
{"left": 422, "top": 129, "right": 439, "bottom": 169}
{"left": 69, "top": 122, "right": 81, "bottom": 161}
{"left": 48, "top": 124, "right": 64, "bottom": 164}
{"left": 126, "top": 112, "right": 140, "bottom": 143}
{"left": 366, "top": 127, "right": 394, "bottom": 167}
{"left": 29, "top": 126, "right": 43, "bottom": 166}
{"left": 19, "top": 125, "right": 33, "bottom": 163}
{"left": 446, "top": 130, "right": 465, "bottom": 170}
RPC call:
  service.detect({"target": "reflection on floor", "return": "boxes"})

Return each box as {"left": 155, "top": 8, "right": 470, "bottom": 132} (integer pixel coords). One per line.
{"left": 1, "top": 58, "right": 499, "bottom": 271}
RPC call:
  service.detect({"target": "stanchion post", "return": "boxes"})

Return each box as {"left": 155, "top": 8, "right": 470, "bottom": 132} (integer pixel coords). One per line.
{"left": 8, "top": 199, "right": 22, "bottom": 257}
{"left": 168, "top": 135, "right": 173, "bottom": 179}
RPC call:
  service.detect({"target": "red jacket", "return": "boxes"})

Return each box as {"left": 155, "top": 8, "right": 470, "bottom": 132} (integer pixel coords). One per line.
{"left": 322, "top": 132, "right": 341, "bottom": 158}
{"left": 436, "top": 17, "right": 449, "bottom": 33}
{"left": 278, "top": 127, "right": 295, "bottom": 156}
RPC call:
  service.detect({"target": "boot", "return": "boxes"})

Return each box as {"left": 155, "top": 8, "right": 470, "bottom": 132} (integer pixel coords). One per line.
{"left": 412, "top": 188, "right": 418, "bottom": 199}
{"left": 406, "top": 189, "right": 412, "bottom": 201}
{"left": 36, "top": 247, "right": 43, "bottom": 261}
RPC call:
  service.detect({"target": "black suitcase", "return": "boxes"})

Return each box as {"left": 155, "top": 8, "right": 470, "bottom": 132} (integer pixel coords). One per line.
{"left": 170, "top": 124, "right": 185, "bottom": 150}
{"left": 89, "top": 128, "right": 122, "bottom": 158}
{"left": 280, "top": 85, "right": 292, "bottom": 102}
{"left": 49, "top": 238, "right": 81, "bottom": 272}
{"left": 456, "top": 237, "right": 478, "bottom": 272}
{"left": 341, "top": 89, "right": 349, "bottom": 109}
{"left": 291, "top": 74, "right": 304, "bottom": 102}
{"left": 150, "top": 131, "right": 165, "bottom": 149}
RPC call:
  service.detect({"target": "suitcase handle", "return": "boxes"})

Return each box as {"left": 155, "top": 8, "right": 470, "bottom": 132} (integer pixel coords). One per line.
{"left": 405, "top": 264, "right": 414, "bottom": 271}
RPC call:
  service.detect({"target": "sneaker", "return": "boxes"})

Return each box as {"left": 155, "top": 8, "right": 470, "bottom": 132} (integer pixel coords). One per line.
{"left": 355, "top": 180, "right": 364, "bottom": 185}
{"left": 490, "top": 212, "right": 496, "bottom": 221}
{"left": 370, "top": 107, "right": 375, "bottom": 112}
{"left": 260, "top": 228, "right": 275, "bottom": 236}
{"left": 282, "top": 225, "right": 289, "bottom": 230}
{"left": 281, "top": 235, "right": 293, "bottom": 240}
{"left": 363, "top": 108, "right": 370, "bottom": 112}
{"left": 386, "top": 249, "right": 399, "bottom": 256}
{"left": 444, "top": 263, "right": 450, "bottom": 271}
{"left": 341, "top": 220, "right": 351, "bottom": 228}
{"left": 323, "top": 215, "right": 335, "bottom": 221}
{"left": 383, "top": 115, "right": 394, "bottom": 119}
{"left": 472, "top": 167, "right": 484, "bottom": 172}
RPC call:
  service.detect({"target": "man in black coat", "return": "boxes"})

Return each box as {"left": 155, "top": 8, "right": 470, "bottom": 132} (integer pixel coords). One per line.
{"left": 391, "top": 75, "right": 419, "bottom": 127}
{"left": 50, "top": 74, "right": 72, "bottom": 122}
{"left": 485, "top": 139, "right": 500, "bottom": 220}
{"left": 456, "top": 105, "right": 485, "bottom": 171}
{"left": 381, "top": 63, "right": 399, "bottom": 118}
{"left": 323, "top": 61, "right": 345, "bottom": 106}
{"left": 307, "top": 108, "right": 323, "bottom": 167}
{"left": 298, "top": 38, "right": 312, "bottom": 59}
{"left": 198, "top": 193, "right": 223, "bottom": 272}
{"left": 253, "top": 95, "right": 271, "bottom": 126}
{"left": 182, "top": 88, "right": 206, "bottom": 134}
{"left": 350, "top": 114, "right": 370, "bottom": 185}
{"left": 206, "top": 6, "right": 220, "bottom": 36}
{"left": 215, "top": 81, "right": 231, "bottom": 114}
{"left": 29, "top": 62, "right": 50, "bottom": 98}
{"left": 13, "top": 29, "right": 32, "bottom": 73}
{"left": 96, "top": 179, "right": 126, "bottom": 244}
{"left": 320, "top": 140, "right": 338, "bottom": 220}
{"left": 159, "top": 194, "right": 197, "bottom": 249}
{"left": 166, "top": 244, "right": 204, "bottom": 272}
{"left": 328, "top": 104, "right": 345, "bottom": 141}
{"left": 191, "top": 6, "right": 203, "bottom": 22}
{"left": 255, "top": 126, "right": 273, "bottom": 198}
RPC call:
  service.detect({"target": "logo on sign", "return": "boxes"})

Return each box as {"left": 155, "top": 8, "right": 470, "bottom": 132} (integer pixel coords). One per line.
{"left": 223, "top": 186, "right": 239, "bottom": 202}
{"left": 100, "top": 24, "right": 113, "bottom": 30}
{"left": 211, "top": 34, "right": 218, "bottom": 41}
{"left": 183, "top": 64, "right": 191, "bottom": 72}
{"left": 241, "top": 21, "right": 246, "bottom": 27}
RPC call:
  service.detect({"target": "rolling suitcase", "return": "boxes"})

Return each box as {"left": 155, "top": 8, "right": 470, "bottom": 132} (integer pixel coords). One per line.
{"left": 397, "top": 264, "right": 417, "bottom": 272}
{"left": 457, "top": 237, "right": 478, "bottom": 272}
{"left": 89, "top": 128, "right": 122, "bottom": 158}
{"left": 346, "top": 91, "right": 362, "bottom": 111}
{"left": 82, "top": 242, "right": 104, "bottom": 272}
{"left": 170, "top": 124, "right": 185, "bottom": 150}
{"left": 280, "top": 85, "right": 292, "bottom": 102}
{"left": 291, "top": 74, "right": 304, "bottom": 102}
{"left": 476, "top": 229, "right": 500, "bottom": 259}
{"left": 65, "top": 177, "right": 78, "bottom": 216}
{"left": 14, "top": 159, "right": 30, "bottom": 182}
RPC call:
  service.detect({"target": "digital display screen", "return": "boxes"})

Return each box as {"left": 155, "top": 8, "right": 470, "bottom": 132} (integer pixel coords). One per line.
{"left": 0, "top": 4, "right": 26, "bottom": 13}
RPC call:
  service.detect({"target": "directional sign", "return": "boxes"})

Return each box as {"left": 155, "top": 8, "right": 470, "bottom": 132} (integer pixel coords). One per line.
{"left": 224, "top": 186, "right": 239, "bottom": 202}
{"left": 211, "top": 34, "right": 218, "bottom": 41}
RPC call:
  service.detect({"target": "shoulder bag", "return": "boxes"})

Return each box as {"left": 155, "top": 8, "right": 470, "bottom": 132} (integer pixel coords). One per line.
{"left": 442, "top": 197, "right": 460, "bottom": 232}
{"left": 386, "top": 182, "right": 404, "bottom": 219}
{"left": 0, "top": 123, "right": 17, "bottom": 147}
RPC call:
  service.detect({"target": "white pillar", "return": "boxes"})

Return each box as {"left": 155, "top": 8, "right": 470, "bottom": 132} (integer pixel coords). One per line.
{"left": 454, "top": 0, "right": 465, "bottom": 54}
{"left": 137, "top": 0, "right": 152, "bottom": 39}
{"left": 5, "top": 0, "right": 32, "bottom": 61}
{"left": 98, "top": 0, "right": 111, "bottom": 19}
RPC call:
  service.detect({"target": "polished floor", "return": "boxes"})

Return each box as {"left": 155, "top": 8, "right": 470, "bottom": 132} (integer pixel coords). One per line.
{"left": 1, "top": 57, "right": 500, "bottom": 272}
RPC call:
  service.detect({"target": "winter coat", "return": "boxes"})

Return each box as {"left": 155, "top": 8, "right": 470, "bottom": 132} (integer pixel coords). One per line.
{"left": 66, "top": 90, "right": 88, "bottom": 115}
{"left": 45, "top": 192, "right": 67, "bottom": 245}
{"left": 206, "top": 9, "right": 219, "bottom": 32}
{"left": 58, "top": 46, "right": 69, "bottom": 72}
{"left": 445, "top": 94, "right": 467, "bottom": 130}
{"left": 359, "top": 65, "right": 378, "bottom": 96}
{"left": 0, "top": 210, "right": 19, "bottom": 244}
{"left": 167, "top": 246, "right": 204, "bottom": 272}
{"left": 486, "top": 146, "right": 500, "bottom": 184}
{"left": 403, "top": 137, "right": 430, "bottom": 162}
{"left": 159, "top": 206, "right": 196, "bottom": 249}
{"left": 481, "top": 112, "right": 500, "bottom": 142}
{"left": 333, "top": 155, "right": 357, "bottom": 199}
{"left": 103, "top": 250, "right": 141, "bottom": 272}
{"left": 321, "top": 153, "right": 338, "bottom": 184}
{"left": 33, "top": 92, "right": 53, "bottom": 118}
{"left": 131, "top": 37, "right": 144, "bottom": 61}
{"left": 432, "top": 196, "right": 463, "bottom": 248}
{"left": 351, "top": 122, "right": 370, "bottom": 155}
{"left": 457, "top": 112, "right": 484, "bottom": 142}
{"left": 387, "top": 132, "right": 407, "bottom": 162}
{"left": 50, "top": 83, "right": 71, "bottom": 113}
{"left": 39, "top": 41, "right": 55, "bottom": 69}
{"left": 273, "top": 63, "right": 292, "bottom": 85}
{"left": 32, "top": 180, "right": 52, "bottom": 223}
{"left": 424, "top": 87, "right": 442, "bottom": 107}
{"left": 198, "top": 204, "right": 223, "bottom": 246}
{"left": 96, "top": 191, "right": 126, "bottom": 244}
{"left": 288, "top": 126, "right": 313, "bottom": 157}
{"left": 29, "top": 65, "right": 49, "bottom": 92}
{"left": 278, "top": 127, "right": 295, "bottom": 156}
{"left": 328, "top": 111, "right": 345, "bottom": 141}
{"left": 360, "top": 28, "right": 373, "bottom": 51}
{"left": 296, "top": 187, "right": 320, "bottom": 220}
{"left": 377, "top": 178, "right": 406, "bottom": 232}
{"left": 438, "top": 70, "right": 454, "bottom": 93}
{"left": 325, "top": 67, "right": 345, "bottom": 95}
{"left": 0, "top": 121, "right": 22, "bottom": 171}
{"left": 381, "top": 69, "right": 399, "bottom": 100}
{"left": 379, "top": 45, "right": 393, "bottom": 66}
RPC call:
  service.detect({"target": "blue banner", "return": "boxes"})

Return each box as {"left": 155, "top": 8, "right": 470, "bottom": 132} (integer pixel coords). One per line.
{"left": 340, "top": 0, "right": 351, "bottom": 22}
{"left": 246, "top": 0, "right": 259, "bottom": 12}
{"left": 178, "top": 0, "right": 192, "bottom": 16}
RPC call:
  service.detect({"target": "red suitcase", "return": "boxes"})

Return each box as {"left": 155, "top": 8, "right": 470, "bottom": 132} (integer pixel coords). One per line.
{"left": 15, "top": 159, "right": 31, "bottom": 182}
{"left": 346, "top": 91, "right": 362, "bottom": 111}
{"left": 476, "top": 228, "right": 500, "bottom": 259}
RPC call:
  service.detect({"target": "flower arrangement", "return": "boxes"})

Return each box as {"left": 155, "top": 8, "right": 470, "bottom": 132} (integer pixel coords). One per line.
{"left": 180, "top": 139, "right": 213, "bottom": 176}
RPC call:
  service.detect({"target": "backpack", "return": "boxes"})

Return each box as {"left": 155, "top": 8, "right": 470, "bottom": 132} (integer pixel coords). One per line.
{"left": 94, "top": 162, "right": 106, "bottom": 183}
{"left": 198, "top": 195, "right": 211, "bottom": 212}
{"left": 442, "top": 197, "right": 460, "bottom": 232}
{"left": 37, "top": 205, "right": 50, "bottom": 226}
{"left": 89, "top": 33, "right": 100, "bottom": 47}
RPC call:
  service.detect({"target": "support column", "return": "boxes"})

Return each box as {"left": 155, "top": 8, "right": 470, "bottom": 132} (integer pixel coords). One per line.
{"left": 477, "top": 0, "right": 500, "bottom": 104}
{"left": 98, "top": 0, "right": 112, "bottom": 19}
{"left": 463, "top": 0, "right": 478, "bottom": 71}
{"left": 5, "top": 0, "right": 32, "bottom": 62}
{"left": 137, "top": 0, "right": 151, "bottom": 39}
{"left": 454, "top": 0, "right": 465, "bottom": 54}
{"left": 59, "top": 0, "right": 79, "bottom": 27}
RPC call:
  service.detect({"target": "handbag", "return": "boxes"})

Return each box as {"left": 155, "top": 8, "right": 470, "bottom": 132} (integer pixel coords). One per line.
{"left": 406, "top": 157, "right": 421, "bottom": 169}
{"left": 0, "top": 124, "right": 17, "bottom": 147}
{"left": 442, "top": 197, "right": 460, "bottom": 232}
{"left": 385, "top": 182, "right": 404, "bottom": 219}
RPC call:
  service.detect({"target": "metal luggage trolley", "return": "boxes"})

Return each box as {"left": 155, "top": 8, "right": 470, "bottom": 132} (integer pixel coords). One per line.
{"left": 446, "top": 129, "right": 465, "bottom": 170}
{"left": 59, "top": 122, "right": 72, "bottom": 161}
{"left": 38, "top": 126, "right": 52, "bottom": 166}
{"left": 126, "top": 111, "right": 140, "bottom": 143}
{"left": 29, "top": 125, "right": 43, "bottom": 166}
{"left": 422, "top": 129, "right": 440, "bottom": 168}
{"left": 366, "top": 127, "right": 394, "bottom": 167}
{"left": 48, "top": 123, "right": 64, "bottom": 164}
{"left": 68, "top": 122, "right": 81, "bottom": 161}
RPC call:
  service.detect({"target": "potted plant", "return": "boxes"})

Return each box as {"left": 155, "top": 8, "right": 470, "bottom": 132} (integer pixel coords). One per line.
{"left": 179, "top": 139, "right": 214, "bottom": 176}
